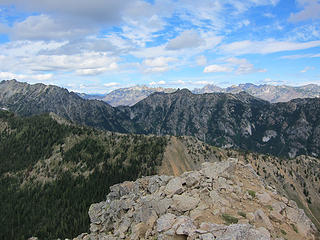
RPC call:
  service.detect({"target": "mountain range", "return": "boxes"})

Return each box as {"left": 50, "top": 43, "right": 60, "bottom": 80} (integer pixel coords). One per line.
{"left": 1, "top": 79, "right": 319, "bottom": 159}
{"left": 193, "top": 83, "right": 320, "bottom": 103}
{"left": 79, "top": 83, "right": 320, "bottom": 106}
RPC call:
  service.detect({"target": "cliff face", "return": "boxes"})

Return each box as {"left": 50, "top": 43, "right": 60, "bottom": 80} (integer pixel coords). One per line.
{"left": 74, "top": 159, "right": 318, "bottom": 240}
{"left": 1, "top": 80, "right": 320, "bottom": 158}
{"left": 129, "top": 89, "right": 320, "bottom": 158}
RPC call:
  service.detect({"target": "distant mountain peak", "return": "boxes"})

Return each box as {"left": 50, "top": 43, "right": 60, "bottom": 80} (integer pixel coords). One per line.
{"left": 174, "top": 88, "right": 193, "bottom": 95}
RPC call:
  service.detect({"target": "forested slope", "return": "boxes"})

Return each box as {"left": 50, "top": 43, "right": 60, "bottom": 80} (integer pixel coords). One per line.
{"left": 0, "top": 110, "right": 167, "bottom": 239}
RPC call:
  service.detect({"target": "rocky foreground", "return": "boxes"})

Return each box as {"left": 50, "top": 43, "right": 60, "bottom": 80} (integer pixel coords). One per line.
{"left": 73, "top": 159, "right": 318, "bottom": 240}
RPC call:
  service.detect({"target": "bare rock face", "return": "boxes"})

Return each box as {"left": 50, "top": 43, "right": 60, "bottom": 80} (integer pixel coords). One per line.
{"left": 73, "top": 159, "right": 318, "bottom": 240}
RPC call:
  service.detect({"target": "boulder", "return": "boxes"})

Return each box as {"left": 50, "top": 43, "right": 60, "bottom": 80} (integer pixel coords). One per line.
{"left": 219, "top": 224, "right": 270, "bottom": 240}
{"left": 185, "top": 171, "right": 202, "bottom": 187}
{"left": 254, "top": 209, "right": 274, "bottom": 231}
{"left": 164, "top": 177, "right": 184, "bottom": 195}
{"left": 172, "top": 193, "right": 200, "bottom": 212}
{"left": 174, "top": 216, "right": 196, "bottom": 236}
{"left": 201, "top": 161, "right": 236, "bottom": 179}
{"left": 256, "top": 192, "right": 272, "bottom": 205}
{"left": 130, "top": 222, "right": 147, "bottom": 240}
{"left": 156, "top": 213, "right": 176, "bottom": 232}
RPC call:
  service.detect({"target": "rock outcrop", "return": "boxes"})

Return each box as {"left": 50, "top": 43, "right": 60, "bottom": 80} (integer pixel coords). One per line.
{"left": 73, "top": 159, "right": 318, "bottom": 240}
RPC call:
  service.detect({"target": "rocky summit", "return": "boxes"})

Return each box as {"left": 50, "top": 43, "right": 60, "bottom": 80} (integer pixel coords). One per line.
{"left": 73, "top": 159, "right": 318, "bottom": 240}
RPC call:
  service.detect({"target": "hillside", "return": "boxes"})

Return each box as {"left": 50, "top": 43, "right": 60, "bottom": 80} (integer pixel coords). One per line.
{"left": 0, "top": 110, "right": 167, "bottom": 239}
{"left": 0, "top": 111, "right": 319, "bottom": 239}
{"left": 128, "top": 89, "right": 320, "bottom": 158}
{"left": 161, "top": 136, "right": 320, "bottom": 232}
{"left": 0, "top": 79, "right": 129, "bottom": 132}
{"left": 73, "top": 159, "right": 318, "bottom": 240}
{"left": 1, "top": 80, "right": 319, "bottom": 159}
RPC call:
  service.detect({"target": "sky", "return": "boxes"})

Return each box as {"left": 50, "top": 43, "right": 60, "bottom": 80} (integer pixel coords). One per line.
{"left": 0, "top": 0, "right": 319, "bottom": 93}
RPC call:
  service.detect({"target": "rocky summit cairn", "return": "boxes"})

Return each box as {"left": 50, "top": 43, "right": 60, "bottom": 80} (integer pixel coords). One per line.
{"left": 74, "top": 159, "right": 318, "bottom": 240}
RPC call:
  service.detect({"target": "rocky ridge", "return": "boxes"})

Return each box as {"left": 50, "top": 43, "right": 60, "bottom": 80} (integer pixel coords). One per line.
{"left": 103, "top": 85, "right": 176, "bottom": 107}
{"left": 74, "top": 159, "right": 318, "bottom": 240}
{"left": 193, "top": 83, "right": 320, "bottom": 103}
{"left": 79, "top": 83, "right": 320, "bottom": 105}
{"left": 1, "top": 80, "right": 320, "bottom": 158}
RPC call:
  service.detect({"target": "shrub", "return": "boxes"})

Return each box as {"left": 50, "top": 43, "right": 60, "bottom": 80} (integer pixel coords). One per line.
{"left": 280, "top": 229, "right": 287, "bottom": 235}
{"left": 247, "top": 190, "right": 256, "bottom": 198}
{"left": 266, "top": 205, "right": 273, "bottom": 211}
{"left": 238, "top": 211, "right": 246, "bottom": 218}
{"left": 221, "top": 214, "right": 238, "bottom": 225}
{"left": 291, "top": 224, "right": 298, "bottom": 233}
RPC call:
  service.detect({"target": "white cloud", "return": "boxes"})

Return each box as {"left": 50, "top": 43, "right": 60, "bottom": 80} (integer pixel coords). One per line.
{"left": 196, "top": 55, "right": 207, "bottom": 66}
{"left": 9, "top": 15, "right": 94, "bottom": 41}
{"left": 203, "top": 57, "right": 265, "bottom": 75}
{"left": 142, "top": 56, "right": 177, "bottom": 73}
{"left": 0, "top": 0, "right": 132, "bottom": 25}
{"left": 149, "top": 80, "right": 166, "bottom": 85}
{"left": 0, "top": 71, "right": 53, "bottom": 81}
{"left": 281, "top": 53, "right": 320, "bottom": 59}
{"left": 263, "top": 12, "right": 275, "bottom": 18}
{"left": 103, "top": 82, "right": 119, "bottom": 87}
{"left": 0, "top": 22, "right": 9, "bottom": 34}
{"left": 39, "top": 38, "right": 117, "bottom": 55}
{"left": 166, "top": 30, "right": 203, "bottom": 50}
{"left": 121, "top": 14, "right": 166, "bottom": 48}
{"left": 225, "top": 57, "right": 266, "bottom": 74}
{"left": 75, "top": 64, "right": 118, "bottom": 76}
{"left": 195, "top": 80, "right": 211, "bottom": 85}
{"left": 289, "top": 0, "right": 320, "bottom": 22}
{"left": 29, "top": 53, "right": 119, "bottom": 73}
{"left": 300, "top": 66, "right": 314, "bottom": 73}
{"left": 237, "top": 19, "right": 250, "bottom": 28}
{"left": 290, "top": 24, "right": 320, "bottom": 41}
{"left": 220, "top": 39, "right": 320, "bottom": 55}
{"left": 0, "top": 40, "right": 120, "bottom": 76}
{"left": 144, "top": 57, "right": 176, "bottom": 67}
{"left": 203, "top": 64, "right": 232, "bottom": 73}
{"left": 262, "top": 77, "right": 284, "bottom": 85}
{"left": 174, "top": 80, "right": 186, "bottom": 85}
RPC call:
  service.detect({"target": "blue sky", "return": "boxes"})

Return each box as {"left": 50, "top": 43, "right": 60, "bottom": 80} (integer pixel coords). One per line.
{"left": 0, "top": 0, "right": 319, "bottom": 93}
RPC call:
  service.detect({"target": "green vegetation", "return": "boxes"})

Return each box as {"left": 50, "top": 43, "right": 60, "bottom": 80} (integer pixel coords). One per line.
{"left": 221, "top": 214, "right": 239, "bottom": 225}
{"left": 0, "top": 110, "right": 167, "bottom": 240}
{"left": 0, "top": 111, "right": 73, "bottom": 174}
{"left": 280, "top": 229, "right": 287, "bottom": 235}
{"left": 291, "top": 223, "right": 298, "bottom": 233}
{"left": 266, "top": 205, "right": 273, "bottom": 211}
{"left": 237, "top": 211, "right": 246, "bottom": 218}
{"left": 247, "top": 190, "right": 256, "bottom": 198}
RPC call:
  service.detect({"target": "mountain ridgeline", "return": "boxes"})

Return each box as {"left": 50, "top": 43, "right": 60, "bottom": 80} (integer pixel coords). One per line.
{"left": 80, "top": 83, "right": 320, "bottom": 105}
{"left": 1, "top": 79, "right": 320, "bottom": 159}
{"left": 1, "top": 110, "right": 320, "bottom": 239}
{"left": 193, "top": 83, "right": 320, "bottom": 103}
